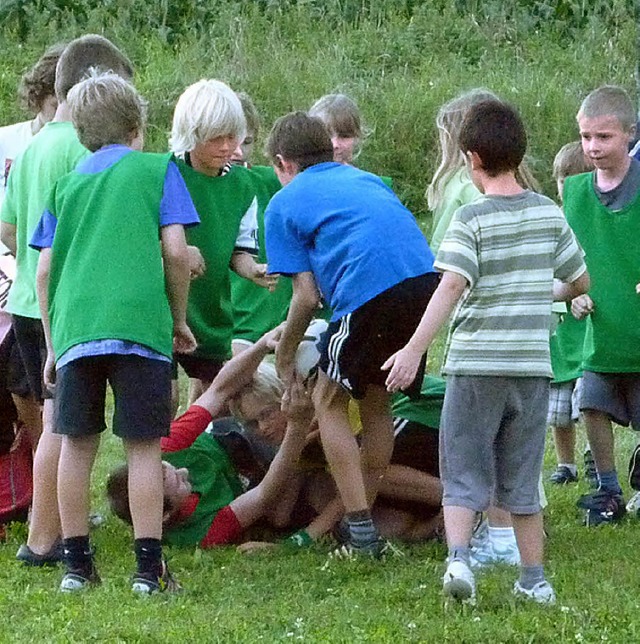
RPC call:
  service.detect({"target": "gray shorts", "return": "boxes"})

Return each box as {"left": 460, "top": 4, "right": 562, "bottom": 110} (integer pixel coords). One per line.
{"left": 439, "top": 375, "right": 549, "bottom": 515}
{"left": 580, "top": 371, "right": 640, "bottom": 430}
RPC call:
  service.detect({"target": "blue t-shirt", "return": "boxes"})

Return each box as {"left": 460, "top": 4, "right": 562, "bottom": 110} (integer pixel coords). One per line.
{"left": 265, "top": 163, "right": 435, "bottom": 320}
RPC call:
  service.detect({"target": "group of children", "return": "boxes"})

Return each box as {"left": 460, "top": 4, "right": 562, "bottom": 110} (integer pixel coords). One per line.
{"left": 0, "top": 34, "right": 638, "bottom": 609}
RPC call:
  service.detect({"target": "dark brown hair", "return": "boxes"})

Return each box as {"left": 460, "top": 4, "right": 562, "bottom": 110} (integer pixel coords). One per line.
{"left": 18, "top": 43, "right": 65, "bottom": 113}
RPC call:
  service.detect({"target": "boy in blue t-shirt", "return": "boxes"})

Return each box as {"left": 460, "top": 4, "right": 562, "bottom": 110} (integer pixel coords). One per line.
{"left": 264, "top": 111, "right": 437, "bottom": 557}
{"left": 30, "top": 72, "right": 199, "bottom": 594}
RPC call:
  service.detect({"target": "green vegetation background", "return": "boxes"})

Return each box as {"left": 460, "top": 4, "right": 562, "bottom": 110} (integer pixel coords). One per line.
{"left": 1, "top": 1, "right": 639, "bottom": 641}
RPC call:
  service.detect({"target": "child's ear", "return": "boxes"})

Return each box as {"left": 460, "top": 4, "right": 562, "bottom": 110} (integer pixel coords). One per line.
{"left": 467, "top": 151, "right": 483, "bottom": 171}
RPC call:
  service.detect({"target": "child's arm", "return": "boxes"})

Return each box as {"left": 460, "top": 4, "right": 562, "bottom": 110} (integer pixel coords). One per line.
{"left": 553, "top": 270, "right": 590, "bottom": 302}
{"left": 187, "top": 245, "right": 206, "bottom": 279}
{"left": 0, "top": 222, "right": 16, "bottom": 256}
{"left": 382, "top": 271, "right": 467, "bottom": 392}
{"left": 230, "top": 251, "right": 278, "bottom": 291}
{"left": 35, "top": 248, "right": 55, "bottom": 390}
{"left": 571, "top": 294, "right": 595, "bottom": 320}
{"left": 161, "top": 224, "right": 196, "bottom": 354}
{"left": 275, "top": 271, "right": 320, "bottom": 387}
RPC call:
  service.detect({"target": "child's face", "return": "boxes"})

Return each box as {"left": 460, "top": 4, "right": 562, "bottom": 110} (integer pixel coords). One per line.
{"left": 162, "top": 461, "right": 192, "bottom": 509}
{"left": 231, "top": 132, "right": 256, "bottom": 165}
{"left": 237, "top": 391, "right": 287, "bottom": 446}
{"left": 331, "top": 135, "right": 357, "bottom": 165}
{"left": 190, "top": 135, "right": 240, "bottom": 175}
{"left": 578, "top": 113, "right": 634, "bottom": 173}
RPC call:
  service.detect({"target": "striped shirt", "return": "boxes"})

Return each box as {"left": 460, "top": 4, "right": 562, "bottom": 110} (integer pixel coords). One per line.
{"left": 436, "top": 191, "right": 586, "bottom": 377}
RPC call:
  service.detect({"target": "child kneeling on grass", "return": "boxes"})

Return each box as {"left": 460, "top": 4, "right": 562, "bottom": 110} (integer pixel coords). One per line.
{"left": 384, "top": 99, "right": 589, "bottom": 605}
{"left": 31, "top": 71, "right": 198, "bottom": 594}
{"left": 264, "top": 112, "right": 438, "bottom": 557}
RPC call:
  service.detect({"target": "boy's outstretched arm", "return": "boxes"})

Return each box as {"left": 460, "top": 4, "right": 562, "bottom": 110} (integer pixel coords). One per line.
{"left": 230, "top": 251, "right": 279, "bottom": 291}
{"left": 275, "top": 271, "right": 319, "bottom": 387}
{"left": 161, "top": 223, "right": 196, "bottom": 354}
{"left": 35, "top": 248, "right": 55, "bottom": 390}
{"left": 383, "top": 271, "right": 467, "bottom": 392}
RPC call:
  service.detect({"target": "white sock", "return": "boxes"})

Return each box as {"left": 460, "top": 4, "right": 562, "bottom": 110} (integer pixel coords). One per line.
{"left": 488, "top": 526, "right": 517, "bottom": 547}
{"left": 558, "top": 463, "right": 578, "bottom": 475}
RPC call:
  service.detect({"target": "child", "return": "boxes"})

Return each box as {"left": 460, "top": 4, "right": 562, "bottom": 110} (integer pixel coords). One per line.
{"left": 264, "top": 111, "right": 438, "bottom": 557}
{"left": 384, "top": 100, "right": 588, "bottom": 604}
{"left": 30, "top": 71, "right": 198, "bottom": 593}
{"left": 169, "top": 80, "right": 273, "bottom": 394}
{"left": 0, "top": 34, "right": 134, "bottom": 566}
{"left": 547, "top": 141, "right": 594, "bottom": 485}
{"left": 230, "top": 91, "right": 292, "bottom": 357}
{"left": 565, "top": 86, "right": 640, "bottom": 525}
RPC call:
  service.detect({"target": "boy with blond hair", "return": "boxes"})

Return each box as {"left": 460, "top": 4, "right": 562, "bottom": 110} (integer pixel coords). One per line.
{"left": 565, "top": 86, "right": 640, "bottom": 525}
{"left": 31, "top": 71, "right": 198, "bottom": 593}
{"left": 384, "top": 100, "right": 588, "bottom": 604}
{"left": 0, "top": 34, "right": 134, "bottom": 567}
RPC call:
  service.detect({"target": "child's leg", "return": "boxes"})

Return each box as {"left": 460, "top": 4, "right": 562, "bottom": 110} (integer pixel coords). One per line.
{"left": 379, "top": 464, "right": 442, "bottom": 506}
{"left": 511, "top": 512, "right": 544, "bottom": 567}
{"left": 26, "top": 398, "right": 62, "bottom": 554}
{"left": 583, "top": 410, "right": 616, "bottom": 482}
{"left": 552, "top": 423, "right": 576, "bottom": 466}
{"left": 358, "top": 384, "right": 394, "bottom": 506}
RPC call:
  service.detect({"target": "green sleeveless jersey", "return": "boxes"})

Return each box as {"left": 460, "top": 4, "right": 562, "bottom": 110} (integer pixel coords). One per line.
{"left": 176, "top": 158, "right": 259, "bottom": 360}
{"left": 564, "top": 172, "right": 640, "bottom": 372}
{"left": 163, "top": 432, "right": 243, "bottom": 547}
{"left": 391, "top": 375, "right": 445, "bottom": 430}
{"left": 48, "top": 151, "right": 173, "bottom": 359}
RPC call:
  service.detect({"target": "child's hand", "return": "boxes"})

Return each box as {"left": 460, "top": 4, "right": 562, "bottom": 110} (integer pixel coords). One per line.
{"left": 43, "top": 352, "right": 56, "bottom": 393}
{"left": 237, "top": 541, "right": 277, "bottom": 555}
{"left": 381, "top": 344, "right": 422, "bottom": 393}
{"left": 173, "top": 322, "right": 197, "bottom": 354}
{"left": 250, "top": 263, "right": 279, "bottom": 292}
{"left": 281, "top": 374, "right": 314, "bottom": 430}
{"left": 187, "top": 245, "right": 206, "bottom": 280}
{"left": 571, "top": 294, "right": 594, "bottom": 320}
{"left": 260, "top": 323, "right": 285, "bottom": 352}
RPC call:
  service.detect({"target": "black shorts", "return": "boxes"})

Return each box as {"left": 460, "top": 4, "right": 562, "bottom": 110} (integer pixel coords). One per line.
{"left": 0, "top": 330, "right": 18, "bottom": 452}
{"left": 54, "top": 354, "right": 172, "bottom": 440}
{"left": 318, "top": 272, "right": 439, "bottom": 399}
{"left": 391, "top": 419, "right": 439, "bottom": 477}
{"left": 9, "top": 315, "right": 51, "bottom": 400}
{"left": 173, "top": 353, "right": 224, "bottom": 382}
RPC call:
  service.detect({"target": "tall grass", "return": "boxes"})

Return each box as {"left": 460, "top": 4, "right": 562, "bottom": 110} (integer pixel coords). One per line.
{"left": 0, "top": 2, "right": 635, "bottom": 223}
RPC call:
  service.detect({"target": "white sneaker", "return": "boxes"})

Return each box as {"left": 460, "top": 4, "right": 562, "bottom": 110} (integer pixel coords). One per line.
{"left": 626, "top": 490, "right": 640, "bottom": 516}
{"left": 470, "top": 539, "right": 520, "bottom": 568}
{"left": 513, "top": 580, "right": 556, "bottom": 605}
{"left": 443, "top": 559, "right": 476, "bottom": 603}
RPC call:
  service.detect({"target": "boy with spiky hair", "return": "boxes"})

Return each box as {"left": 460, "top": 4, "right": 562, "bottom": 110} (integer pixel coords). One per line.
{"left": 565, "top": 86, "right": 640, "bottom": 525}
{"left": 31, "top": 71, "right": 198, "bottom": 593}
{"left": 264, "top": 111, "right": 438, "bottom": 558}
{"left": 0, "top": 34, "right": 135, "bottom": 568}
{"left": 384, "top": 100, "right": 588, "bottom": 605}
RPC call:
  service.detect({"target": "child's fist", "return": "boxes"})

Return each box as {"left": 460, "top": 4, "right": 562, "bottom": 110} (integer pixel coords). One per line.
{"left": 174, "top": 323, "right": 197, "bottom": 354}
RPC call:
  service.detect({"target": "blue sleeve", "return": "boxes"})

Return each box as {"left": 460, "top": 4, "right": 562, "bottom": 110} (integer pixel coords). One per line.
{"left": 159, "top": 161, "right": 200, "bottom": 228}
{"left": 264, "top": 200, "right": 312, "bottom": 276}
{"left": 29, "top": 209, "right": 57, "bottom": 250}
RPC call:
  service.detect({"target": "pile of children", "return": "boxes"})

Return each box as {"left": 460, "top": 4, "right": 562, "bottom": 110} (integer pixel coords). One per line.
{"left": 1, "top": 34, "right": 639, "bottom": 610}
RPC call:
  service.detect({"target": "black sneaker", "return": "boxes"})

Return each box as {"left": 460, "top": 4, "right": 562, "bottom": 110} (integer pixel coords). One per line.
{"left": 60, "top": 565, "right": 101, "bottom": 592}
{"left": 628, "top": 444, "right": 640, "bottom": 491}
{"left": 131, "top": 559, "right": 182, "bottom": 595}
{"left": 583, "top": 450, "right": 599, "bottom": 489}
{"left": 549, "top": 465, "right": 578, "bottom": 485}
{"left": 16, "top": 541, "right": 64, "bottom": 567}
{"left": 577, "top": 489, "right": 626, "bottom": 527}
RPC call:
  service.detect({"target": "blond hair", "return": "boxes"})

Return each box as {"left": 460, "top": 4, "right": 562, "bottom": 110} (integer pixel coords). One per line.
{"left": 169, "top": 79, "right": 246, "bottom": 154}
{"left": 579, "top": 85, "right": 637, "bottom": 131}
{"left": 427, "top": 88, "right": 540, "bottom": 212}
{"left": 68, "top": 70, "right": 146, "bottom": 152}
{"left": 553, "top": 141, "right": 593, "bottom": 180}
{"left": 228, "top": 361, "right": 284, "bottom": 421}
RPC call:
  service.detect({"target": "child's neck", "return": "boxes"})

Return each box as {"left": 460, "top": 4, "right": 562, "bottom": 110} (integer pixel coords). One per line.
{"left": 479, "top": 172, "right": 525, "bottom": 197}
{"left": 595, "top": 156, "right": 631, "bottom": 192}
{"left": 52, "top": 102, "right": 72, "bottom": 123}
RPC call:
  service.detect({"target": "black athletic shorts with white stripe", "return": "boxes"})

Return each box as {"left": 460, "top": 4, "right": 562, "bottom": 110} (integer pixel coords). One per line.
{"left": 318, "top": 272, "right": 439, "bottom": 399}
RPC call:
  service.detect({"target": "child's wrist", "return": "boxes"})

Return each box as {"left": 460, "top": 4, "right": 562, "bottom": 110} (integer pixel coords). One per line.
{"left": 282, "top": 529, "right": 313, "bottom": 548}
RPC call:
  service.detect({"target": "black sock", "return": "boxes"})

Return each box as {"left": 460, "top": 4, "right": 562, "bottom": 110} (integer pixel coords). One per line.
{"left": 134, "top": 538, "right": 163, "bottom": 576}
{"left": 63, "top": 535, "right": 93, "bottom": 574}
{"left": 346, "top": 510, "right": 378, "bottom": 545}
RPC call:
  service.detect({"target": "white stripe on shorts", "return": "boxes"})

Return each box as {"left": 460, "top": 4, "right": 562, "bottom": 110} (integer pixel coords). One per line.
{"left": 327, "top": 313, "right": 351, "bottom": 388}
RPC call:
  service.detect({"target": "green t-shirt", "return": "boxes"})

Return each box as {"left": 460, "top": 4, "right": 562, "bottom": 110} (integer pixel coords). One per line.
{"left": 176, "top": 158, "right": 259, "bottom": 360}
{"left": 549, "top": 314, "right": 586, "bottom": 383}
{"left": 391, "top": 375, "right": 445, "bottom": 429}
{"left": 1, "top": 122, "right": 89, "bottom": 318}
{"left": 163, "top": 432, "right": 243, "bottom": 547}
{"left": 48, "top": 152, "right": 174, "bottom": 358}
{"left": 564, "top": 173, "right": 640, "bottom": 372}
{"left": 231, "top": 166, "right": 292, "bottom": 343}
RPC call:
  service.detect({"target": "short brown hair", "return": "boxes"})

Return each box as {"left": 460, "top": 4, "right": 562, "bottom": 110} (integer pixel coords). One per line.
{"left": 237, "top": 91, "right": 260, "bottom": 138}
{"left": 55, "top": 34, "right": 133, "bottom": 102}
{"left": 579, "top": 85, "right": 636, "bottom": 131}
{"left": 265, "top": 111, "right": 334, "bottom": 171}
{"left": 308, "top": 93, "right": 363, "bottom": 140}
{"left": 68, "top": 71, "right": 146, "bottom": 152}
{"left": 553, "top": 141, "right": 593, "bottom": 180}
{"left": 18, "top": 43, "right": 65, "bottom": 113}
{"left": 459, "top": 100, "right": 527, "bottom": 176}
